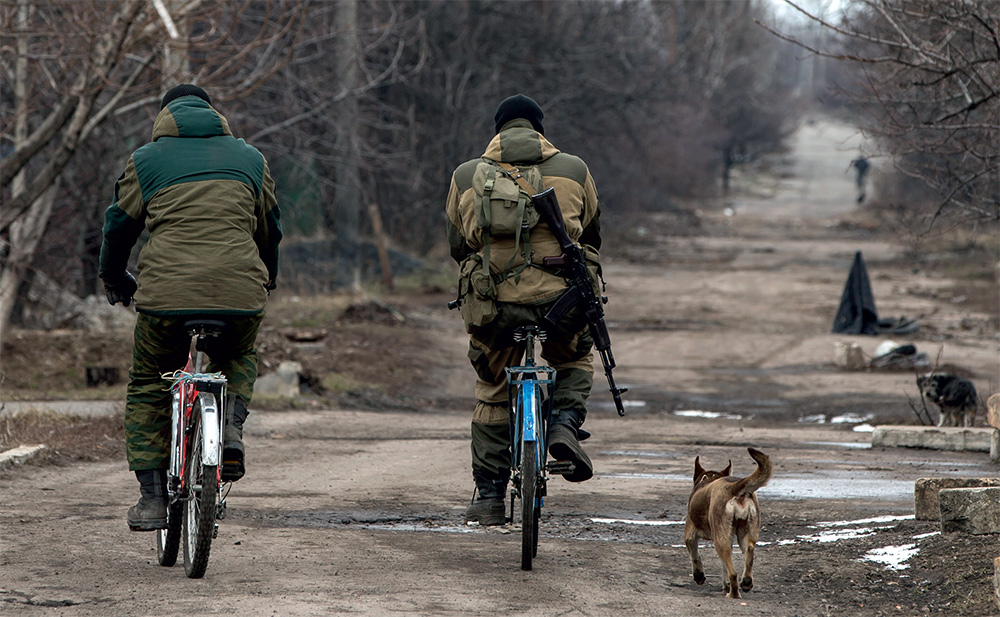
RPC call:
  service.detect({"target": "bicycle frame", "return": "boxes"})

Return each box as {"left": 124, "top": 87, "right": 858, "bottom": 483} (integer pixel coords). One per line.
{"left": 168, "top": 375, "right": 225, "bottom": 489}
{"left": 166, "top": 339, "right": 227, "bottom": 509}
{"left": 157, "top": 322, "right": 232, "bottom": 577}
{"left": 505, "top": 329, "right": 556, "bottom": 520}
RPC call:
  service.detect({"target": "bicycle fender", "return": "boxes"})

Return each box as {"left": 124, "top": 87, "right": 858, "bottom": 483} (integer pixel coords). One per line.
{"left": 198, "top": 392, "right": 222, "bottom": 467}
{"left": 521, "top": 386, "right": 538, "bottom": 442}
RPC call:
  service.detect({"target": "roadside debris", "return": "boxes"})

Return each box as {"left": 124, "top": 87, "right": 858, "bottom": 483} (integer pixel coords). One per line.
{"left": 831, "top": 251, "right": 920, "bottom": 336}
{"left": 833, "top": 339, "right": 929, "bottom": 372}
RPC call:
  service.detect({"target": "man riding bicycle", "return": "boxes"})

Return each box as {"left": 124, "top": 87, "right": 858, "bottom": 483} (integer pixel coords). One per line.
{"left": 99, "top": 84, "right": 281, "bottom": 531}
{"left": 446, "top": 94, "right": 603, "bottom": 525}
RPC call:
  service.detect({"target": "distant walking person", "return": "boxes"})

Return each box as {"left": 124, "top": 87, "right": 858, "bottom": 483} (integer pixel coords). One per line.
{"left": 100, "top": 84, "right": 282, "bottom": 531}
{"left": 850, "top": 156, "right": 870, "bottom": 203}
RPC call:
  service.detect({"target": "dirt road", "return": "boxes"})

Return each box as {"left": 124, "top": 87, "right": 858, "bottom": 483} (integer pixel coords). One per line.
{"left": 2, "top": 118, "right": 998, "bottom": 616}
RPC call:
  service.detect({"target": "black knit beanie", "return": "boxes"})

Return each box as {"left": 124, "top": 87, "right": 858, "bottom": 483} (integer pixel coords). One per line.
{"left": 494, "top": 94, "right": 544, "bottom": 135}
{"left": 160, "top": 84, "right": 212, "bottom": 110}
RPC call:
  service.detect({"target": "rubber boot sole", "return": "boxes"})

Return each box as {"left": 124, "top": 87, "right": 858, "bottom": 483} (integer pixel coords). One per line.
{"left": 465, "top": 497, "right": 506, "bottom": 526}
{"left": 222, "top": 441, "right": 245, "bottom": 482}
{"left": 548, "top": 425, "right": 593, "bottom": 482}
{"left": 127, "top": 500, "right": 167, "bottom": 531}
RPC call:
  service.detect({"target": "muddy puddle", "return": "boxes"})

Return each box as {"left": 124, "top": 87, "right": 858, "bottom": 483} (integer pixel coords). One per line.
{"left": 237, "top": 507, "right": 932, "bottom": 572}
{"left": 598, "top": 469, "right": 912, "bottom": 500}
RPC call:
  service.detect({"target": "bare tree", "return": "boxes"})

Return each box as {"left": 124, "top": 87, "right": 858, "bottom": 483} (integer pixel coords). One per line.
{"left": 650, "top": 1, "right": 800, "bottom": 193}
{"left": 354, "top": 0, "right": 797, "bottom": 246}
{"left": 253, "top": 0, "right": 801, "bottom": 272}
{"left": 3, "top": 0, "right": 810, "bottom": 322}
{"left": 760, "top": 0, "right": 1000, "bottom": 229}
{"left": 0, "top": 0, "right": 305, "bottom": 341}
{"left": 231, "top": 1, "right": 430, "bottom": 292}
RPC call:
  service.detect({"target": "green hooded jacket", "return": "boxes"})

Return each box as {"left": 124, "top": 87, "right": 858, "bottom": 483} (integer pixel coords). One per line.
{"left": 99, "top": 95, "right": 282, "bottom": 316}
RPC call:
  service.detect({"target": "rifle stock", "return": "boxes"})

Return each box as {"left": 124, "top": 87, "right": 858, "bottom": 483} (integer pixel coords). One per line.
{"left": 532, "top": 188, "right": 628, "bottom": 416}
{"left": 532, "top": 189, "right": 573, "bottom": 252}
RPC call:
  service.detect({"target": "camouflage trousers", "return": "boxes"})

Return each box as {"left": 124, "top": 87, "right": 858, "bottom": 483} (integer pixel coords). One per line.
{"left": 466, "top": 301, "right": 594, "bottom": 482}
{"left": 125, "top": 312, "right": 263, "bottom": 471}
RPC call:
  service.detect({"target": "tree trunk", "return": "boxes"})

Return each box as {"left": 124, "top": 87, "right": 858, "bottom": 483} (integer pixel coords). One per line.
{"left": 0, "top": 0, "right": 147, "bottom": 235}
{"left": 159, "top": 0, "right": 191, "bottom": 83}
{"left": 0, "top": 0, "right": 40, "bottom": 343}
{"left": 334, "top": 0, "right": 361, "bottom": 290}
{"left": 368, "top": 202, "right": 394, "bottom": 291}
{"left": 0, "top": 185, "right": 59, "bottom": 342}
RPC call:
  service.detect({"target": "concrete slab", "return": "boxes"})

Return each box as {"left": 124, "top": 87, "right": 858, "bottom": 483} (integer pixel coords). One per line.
{"left": 915, "top": 477, "right": 1000, "bottom": 520}
{"left": 254, "top": 361, "right": 302, "bottom": 398}
{"left": 871, "top": 425, "right": 993, "bottom": 452}
{"left": 939, "top": 487, "right": 1000, "bottom": 534}
{"left": 0, "top": 444, "right": 47, "bottom": 470}
{"left": 913, "top": 478, "right": 1000, "bottom": 521}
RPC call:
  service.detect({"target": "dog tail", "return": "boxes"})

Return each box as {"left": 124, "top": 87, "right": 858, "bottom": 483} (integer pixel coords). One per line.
{"left": 730, "top": 447, "right": 773, "bottom": 497}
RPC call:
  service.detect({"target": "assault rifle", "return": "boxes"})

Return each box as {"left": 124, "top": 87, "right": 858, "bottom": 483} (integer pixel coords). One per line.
{"left": 531, "top": 187, "right": 628, "bottom": 416}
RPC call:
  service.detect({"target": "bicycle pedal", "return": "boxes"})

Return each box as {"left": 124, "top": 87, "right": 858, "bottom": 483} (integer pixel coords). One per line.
{"left": 546, "top": 460, "right": 576, "bottom": 475}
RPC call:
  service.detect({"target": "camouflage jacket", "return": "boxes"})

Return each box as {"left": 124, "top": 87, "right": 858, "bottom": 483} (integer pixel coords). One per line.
{"left": 446, "top": 119, "right": 601, "bottom": 304}
{"left": 99, "top": 95, "right": 282, "bottom": 316}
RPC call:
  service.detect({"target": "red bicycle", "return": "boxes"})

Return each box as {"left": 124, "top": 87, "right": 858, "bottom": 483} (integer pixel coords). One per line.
{"left": 155, "top": 320, "right": 229, "bottom": 578}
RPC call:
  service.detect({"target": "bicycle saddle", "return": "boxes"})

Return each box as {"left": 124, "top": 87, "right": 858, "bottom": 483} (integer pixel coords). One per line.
{"left": 182, "top": 319, "right": 229, "bottom": 337}
{"left": 513, "top": 325, "right": 546, "bottom": 341}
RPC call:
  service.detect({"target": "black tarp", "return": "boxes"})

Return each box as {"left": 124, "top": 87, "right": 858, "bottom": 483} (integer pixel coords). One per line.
{"left": 832, "top": 251, "right": 879, "bottom": 335}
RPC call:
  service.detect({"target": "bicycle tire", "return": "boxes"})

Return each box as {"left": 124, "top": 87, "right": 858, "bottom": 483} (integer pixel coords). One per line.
{"left": 520, "top": 439, "right": 537, "bottom": 571}
{"left": 183, "top": 397, "right": 218, "bottom": 578}
{"left": 156, "top": 500, "right": 183, "bottom": 567}
{"left": 158, "top": 387, "right": 186, "bottom": 566}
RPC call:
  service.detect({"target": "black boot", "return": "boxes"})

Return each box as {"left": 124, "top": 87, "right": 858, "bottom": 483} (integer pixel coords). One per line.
{"left": 222, "top": 396, "right": 248, "bottom": 482}
{"left": 547, "top": 410, "right": 593, "bottom": 482}
{"left": 128, "top": 469, "right": 168, "bottom": 531}
{"left": 465, "top": 472, "right": 507, "bottom": 526}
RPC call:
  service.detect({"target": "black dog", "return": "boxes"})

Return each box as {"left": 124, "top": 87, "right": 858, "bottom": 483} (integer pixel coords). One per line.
{"left": 917, "top": 373, "right": 978, "bottom": 427}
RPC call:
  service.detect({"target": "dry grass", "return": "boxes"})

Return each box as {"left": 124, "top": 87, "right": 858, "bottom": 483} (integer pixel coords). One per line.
{"left": 0, "top": 408, "right": 124, "bottom": 466}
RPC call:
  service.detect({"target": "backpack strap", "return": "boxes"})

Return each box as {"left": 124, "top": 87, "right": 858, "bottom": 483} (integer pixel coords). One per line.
{"left": 496, "top": 161, "right": 538, "bottom": 195}
{"left": 479, "top": 165, "right": 497, "bottom": 278}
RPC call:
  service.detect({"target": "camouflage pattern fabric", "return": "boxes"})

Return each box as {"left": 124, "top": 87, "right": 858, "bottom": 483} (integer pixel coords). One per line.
{"left": 467, "top": 301, "right": 594, "bottom": 480}
{"left": 447, "top": 115, "right": 602, "bottom": 486}
{"left": 125, "top": 312, "right": 262, "bottom": 470}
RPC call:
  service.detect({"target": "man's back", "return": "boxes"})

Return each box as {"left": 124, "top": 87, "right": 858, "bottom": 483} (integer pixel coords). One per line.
{"left": 446, "top": 120, "right": 600, "bottom": 305}
{"left": 100, "top": 96, "right": 281, "bottom": 316}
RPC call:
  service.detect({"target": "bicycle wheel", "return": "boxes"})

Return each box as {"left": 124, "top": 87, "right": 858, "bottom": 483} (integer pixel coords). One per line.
{"left": 520, "top": 439, "right": 538, "bottom": 571}
{"left": 156, "top": 499, "right": 183, "bottom": 567}
{"left": 158, "top": 396, "right": 185, "bottom": 567}
{"left": 182, "top": 397, "right": 218, "bottom": 578}
{"left": 530, "top": 464, "right": 541, "bottom": 558}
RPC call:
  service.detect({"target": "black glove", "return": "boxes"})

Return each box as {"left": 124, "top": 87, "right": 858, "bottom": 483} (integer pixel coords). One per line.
{"left": 264, "top": 279, "right": 277, "bottom": 292}
{"left": 103, "top": 272, "right": 137, "bottom": 307}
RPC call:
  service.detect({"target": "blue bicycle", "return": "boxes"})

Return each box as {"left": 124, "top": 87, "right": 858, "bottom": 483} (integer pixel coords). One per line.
{"left": 507, "top": 325, "right": 575, "bottom": 571}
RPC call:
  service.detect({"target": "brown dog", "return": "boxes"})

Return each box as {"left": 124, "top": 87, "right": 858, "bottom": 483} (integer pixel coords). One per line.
{"left": 684, "top": 447, "right": 773, "bottom": 599}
